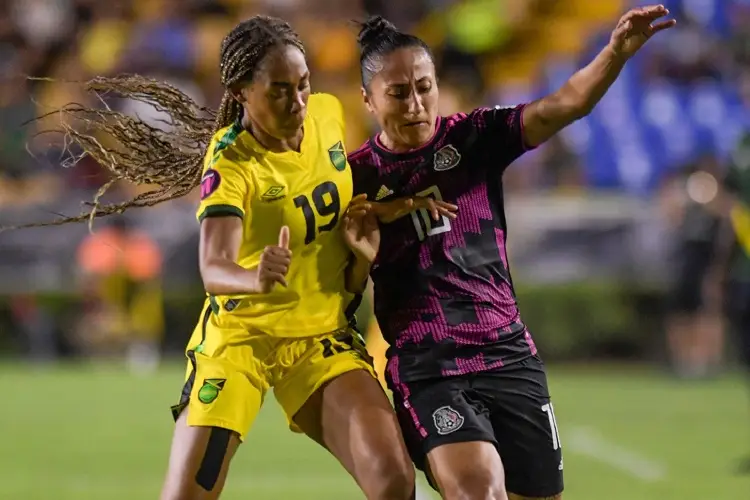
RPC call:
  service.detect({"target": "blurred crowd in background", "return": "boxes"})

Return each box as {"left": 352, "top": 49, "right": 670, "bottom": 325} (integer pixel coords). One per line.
{"left": 0, "top": 0, "right": 749, "bottom": 378}
{"left": 1, "top": 0, "right": 749, "bottom": 198}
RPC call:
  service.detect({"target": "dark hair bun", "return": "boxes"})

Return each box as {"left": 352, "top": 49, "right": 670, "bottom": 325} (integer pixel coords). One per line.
{"left": 357, "top": 16, "right": 399, "bottom": 50}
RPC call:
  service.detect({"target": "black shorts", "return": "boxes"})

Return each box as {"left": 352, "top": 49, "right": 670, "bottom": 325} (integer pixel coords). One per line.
{"left": 727, "top": 280, "right": 750, "bottom": 367}
{"left": 390, "top": 356, "right": 563, "bottom": 498}
{"left": 668, "top": 243, "right": 714, "bottom": 313}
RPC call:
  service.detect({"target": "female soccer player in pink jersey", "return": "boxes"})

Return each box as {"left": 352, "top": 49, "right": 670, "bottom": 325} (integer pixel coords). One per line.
{"left": 347, "top": 7, "right": 675, "bottom": 500}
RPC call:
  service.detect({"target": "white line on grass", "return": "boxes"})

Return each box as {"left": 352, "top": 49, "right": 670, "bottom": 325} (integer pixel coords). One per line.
{"left": 566, "top": 426, "right": 667, "bottom": 482}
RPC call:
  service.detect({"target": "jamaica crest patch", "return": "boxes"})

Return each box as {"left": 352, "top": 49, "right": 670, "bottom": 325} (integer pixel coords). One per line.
{"left": 328, "top": 141, "right": 347, "bottom": 171}
{"left": 432, "top": 405, "right": 465, "bottom": 435}
{"left": 197, "top": 378, "right": 226, "bottom": 404}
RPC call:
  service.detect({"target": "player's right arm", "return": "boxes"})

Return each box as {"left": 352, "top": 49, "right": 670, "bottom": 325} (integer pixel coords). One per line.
{"left": 197, "top": 137, "right": 291, "bottom": 295}
{"left": 200, "top": 217, "right": 253, "bottom": 294}
{"left": 200, "top": 219, "right": 292, "bottom": 295}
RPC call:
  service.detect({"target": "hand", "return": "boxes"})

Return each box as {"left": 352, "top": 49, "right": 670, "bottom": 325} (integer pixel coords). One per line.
{"left": 342, "top": 212, "right": 380, "bottom": 264}
{"left": 608, "top": 5, "right": 676, "bottom": 60}
{"left": 256, "top": 226, "right": 292, "bottom": 293}
{"left": 374, "top": 196, "right": 458, "bottom": 223}
{"left": 347, "top": 193, "right": 458, "bottom": 224}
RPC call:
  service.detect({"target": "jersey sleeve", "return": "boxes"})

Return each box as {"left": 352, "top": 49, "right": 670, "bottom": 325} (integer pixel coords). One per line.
{"left": 196, "top": 144, "right": 252, "bottom": 222}
{"left": 470, "top": 104, "right": 533, "bottom": 171}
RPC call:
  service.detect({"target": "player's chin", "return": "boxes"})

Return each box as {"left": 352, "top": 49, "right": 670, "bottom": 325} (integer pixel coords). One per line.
{"left": 398, "top": 123, "right": 432, "bottom": 148}
{"left": 278, "top": 113, "right": 306, "bottom": 134}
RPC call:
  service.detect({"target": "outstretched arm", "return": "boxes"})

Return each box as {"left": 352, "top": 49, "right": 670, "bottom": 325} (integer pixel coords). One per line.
{"left": 522, "top": 4, "right": 676, "bottom": 148}
{"left": 346, "top": 194, "right": 458, "bottom": 225}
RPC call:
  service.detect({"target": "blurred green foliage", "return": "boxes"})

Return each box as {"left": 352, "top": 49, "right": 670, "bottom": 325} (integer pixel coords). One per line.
{"left": 0, "top": 282, "right": 665, "bottom": 361}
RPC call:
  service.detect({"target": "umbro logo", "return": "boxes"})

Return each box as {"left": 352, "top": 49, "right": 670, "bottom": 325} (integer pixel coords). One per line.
{"left": 261, "top": 186, "right": 286, "bottom": 201}
{"left": 434, "top": 145, "right": 461, "bottom": 171}
{"left": 375, "top": 185, "right": 393, "bottom": 201}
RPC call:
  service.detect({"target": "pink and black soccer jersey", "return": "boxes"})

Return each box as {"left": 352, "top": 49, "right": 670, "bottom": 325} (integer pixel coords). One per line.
{"left": 349, "top": 105, "right": 539, "bottom": 384}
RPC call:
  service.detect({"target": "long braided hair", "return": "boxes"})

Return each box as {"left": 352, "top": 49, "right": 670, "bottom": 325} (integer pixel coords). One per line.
{"left": 14, "top": 15, "right": 305, "bottom": 229}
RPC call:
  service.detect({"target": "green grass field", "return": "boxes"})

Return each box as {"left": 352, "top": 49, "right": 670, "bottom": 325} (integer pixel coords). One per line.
{"left": 1, "top": 363, "right": 747, "bottom": 499}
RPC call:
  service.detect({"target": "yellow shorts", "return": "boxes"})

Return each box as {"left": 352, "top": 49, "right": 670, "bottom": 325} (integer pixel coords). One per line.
{"left": 170, "top": 307, "right": 375, "bottom": 440}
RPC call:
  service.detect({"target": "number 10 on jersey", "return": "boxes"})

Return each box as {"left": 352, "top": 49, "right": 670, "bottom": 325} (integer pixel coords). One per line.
{"left": 410, "top": 185, "right": 452, "bottom": 241}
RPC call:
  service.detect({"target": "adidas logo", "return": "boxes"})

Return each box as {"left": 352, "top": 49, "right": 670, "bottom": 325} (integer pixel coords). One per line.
{"left": 375, "top": 185, "right": 393, "bottom": 201}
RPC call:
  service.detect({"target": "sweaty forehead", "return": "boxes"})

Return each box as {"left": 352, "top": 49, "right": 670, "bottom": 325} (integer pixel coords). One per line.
{"left": 255, "top": 44, "right": 308, "bottom": 83}
{"left": 378, "top": 47, "right": 434, "bottom": 84}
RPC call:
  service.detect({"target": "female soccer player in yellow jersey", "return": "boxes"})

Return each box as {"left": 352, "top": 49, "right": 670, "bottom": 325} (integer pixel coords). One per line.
{"left": 15, "top": 15, "right": 459, "bottom": 500}
{"left": 158, "top": 18, "right": 423, "bottom": 500}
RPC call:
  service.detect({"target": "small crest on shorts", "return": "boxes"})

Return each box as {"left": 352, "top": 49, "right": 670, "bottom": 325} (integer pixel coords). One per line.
{"left": 200, "top": 169, "right": 221, "bottom": 200}
{"left": 432, "top": 405, "right": 464, "bottom": 435}
{"left": 433, "top": 145, "right": 461, "bottom": 172}
{"left": 198, "top": 378, "right": 226, "bottom": 404}
{"left": 328, "top": 141, "right": 347, "bottom": 171}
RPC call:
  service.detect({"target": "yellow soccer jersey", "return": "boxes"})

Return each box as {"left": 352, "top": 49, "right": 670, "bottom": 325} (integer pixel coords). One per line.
{"left": 196, "top": 93, "right": 355, "bottom": 337}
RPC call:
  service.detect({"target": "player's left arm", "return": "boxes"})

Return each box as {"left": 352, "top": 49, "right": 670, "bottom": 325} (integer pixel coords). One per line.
{"left": 346, "top": 193, "right": 458, "bottom": 225}
{"left": 341, "top": 208, "right": 379, "bottom": 293}
{"left": 521, "top": 5, "right": 675, "bottom": 148}
{"left": 345, "top": 255, "right": 373, "bottom": 294}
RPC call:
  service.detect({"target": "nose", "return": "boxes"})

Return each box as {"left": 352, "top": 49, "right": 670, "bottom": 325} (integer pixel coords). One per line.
{"left": 290, "top": 90, "right": 305, "bottom": 114}
{"left": 405, "top": 90, "right": 424, "bottom": 116}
